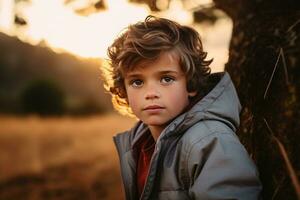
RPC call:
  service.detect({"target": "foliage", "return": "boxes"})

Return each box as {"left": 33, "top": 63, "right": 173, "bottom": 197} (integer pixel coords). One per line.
{"left": 20, "top": 80, "right": 65, "bottom": 116}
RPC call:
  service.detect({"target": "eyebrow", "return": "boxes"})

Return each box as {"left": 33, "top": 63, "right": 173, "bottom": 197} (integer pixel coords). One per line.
{"left": 126, "top": 70, "right": 179, "bottom": 78}
{"left": 125, "top": 73, "right": 142, "bottom": 79}
{"left": 158, "top": 70, "right": 179, "bottom": 75}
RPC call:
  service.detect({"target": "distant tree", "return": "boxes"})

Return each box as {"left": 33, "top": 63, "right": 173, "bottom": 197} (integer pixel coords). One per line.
{"left": 64, "top": 0, "right": 107, "bottom": 16}
{"left": 13, "top": 0, "right": 29, "bottom": 27}
{"left": 20, "top": 80, "right": 65, "bottom": 116}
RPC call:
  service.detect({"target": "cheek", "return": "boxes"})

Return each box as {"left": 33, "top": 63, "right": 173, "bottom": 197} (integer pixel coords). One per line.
{"left": 126, "top": 89, "right": 141, "bottom": 112}
{"left": 127, "top": 96, "right": 137, "bottom": 107}
{"left": 164, "top": 87, "right": 189, "bottom": 105}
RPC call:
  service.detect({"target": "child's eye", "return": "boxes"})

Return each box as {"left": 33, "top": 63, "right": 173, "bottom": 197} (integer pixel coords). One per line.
{"left": 130, "top": 79, "right": 143, "bottom": 87}
{"left": 161, "top": 76, "right": 175, "bottom": 84}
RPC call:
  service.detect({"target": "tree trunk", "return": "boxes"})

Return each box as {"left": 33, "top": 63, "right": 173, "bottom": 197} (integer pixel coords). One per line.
{"left": 213, "top": 0, "right": 300, "bottom": 199}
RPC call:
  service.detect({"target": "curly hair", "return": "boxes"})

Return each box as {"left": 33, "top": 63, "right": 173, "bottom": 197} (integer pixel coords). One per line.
{"left": 101, "top": 15, "right": 212, "bottom": 116}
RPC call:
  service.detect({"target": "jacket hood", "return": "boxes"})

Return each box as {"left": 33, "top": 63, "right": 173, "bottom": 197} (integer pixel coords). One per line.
{"left": 156, "top": 71, "right": 241, "bottom": 141}
{"left": 122, "top": 71, "right": 241, "bottom": 146}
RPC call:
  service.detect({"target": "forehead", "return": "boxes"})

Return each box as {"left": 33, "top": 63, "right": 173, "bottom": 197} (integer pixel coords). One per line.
{"left": 126, "top": 51, "right": 181, "bottom": 74}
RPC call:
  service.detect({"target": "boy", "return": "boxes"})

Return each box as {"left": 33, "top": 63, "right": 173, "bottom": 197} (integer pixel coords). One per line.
{"left": 102, "top": 15, "right": 262, "bottom": 200}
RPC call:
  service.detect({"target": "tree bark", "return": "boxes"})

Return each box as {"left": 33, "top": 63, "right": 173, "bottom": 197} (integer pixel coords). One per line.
{"left": 213, "top": 0, "right": 300, "bottom": 199}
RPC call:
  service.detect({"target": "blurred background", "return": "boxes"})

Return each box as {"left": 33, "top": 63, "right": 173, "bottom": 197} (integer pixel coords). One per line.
{"left": 0, "top": 0, "right": 232, "bottom": 199}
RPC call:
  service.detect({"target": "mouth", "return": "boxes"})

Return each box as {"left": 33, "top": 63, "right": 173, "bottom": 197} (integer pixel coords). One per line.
{"left": 143, "top": 105, "right": 165, "bottom": 111}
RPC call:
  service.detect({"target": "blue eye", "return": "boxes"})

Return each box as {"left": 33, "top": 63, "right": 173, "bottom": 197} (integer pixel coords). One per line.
{"left": 130, "top": 79, "right": 143, "bottom": 87}
{"left": 161, "top": 76, "right": 174, "bottom": 84}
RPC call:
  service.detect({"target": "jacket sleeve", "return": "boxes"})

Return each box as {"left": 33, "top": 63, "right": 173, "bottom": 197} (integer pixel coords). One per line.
{"left": 187, "top": 132, "right": 262, "bottom": 200}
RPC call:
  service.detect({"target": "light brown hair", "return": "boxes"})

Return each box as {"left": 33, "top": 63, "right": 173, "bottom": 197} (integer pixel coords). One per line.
{"left": 102, "top": 15, "right": 212, "bottom": 115}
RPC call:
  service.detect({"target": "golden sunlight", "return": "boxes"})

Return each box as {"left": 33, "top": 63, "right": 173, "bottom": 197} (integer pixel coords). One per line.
{"left": 0, "top": 0, "right": 231, "bottom": 71}
{"left": 17, "top": 0, "right": 150, "bottom": 58}
{"left": 0, "top": 0, "right": 14, "bottom": 32}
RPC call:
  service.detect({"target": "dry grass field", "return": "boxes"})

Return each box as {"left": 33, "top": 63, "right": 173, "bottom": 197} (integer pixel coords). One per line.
{"left": 0, "top": 114, "right": 136, "bottom": 200}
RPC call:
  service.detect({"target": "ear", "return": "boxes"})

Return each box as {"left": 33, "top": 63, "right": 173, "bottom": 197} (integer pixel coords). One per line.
{"left": 188, "top": 91, "right": 197, "bottom": 97}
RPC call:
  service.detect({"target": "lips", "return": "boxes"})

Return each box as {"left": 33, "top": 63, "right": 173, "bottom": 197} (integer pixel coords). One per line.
{"left": 143, "top": 105, "right": 165, "bottom": 111}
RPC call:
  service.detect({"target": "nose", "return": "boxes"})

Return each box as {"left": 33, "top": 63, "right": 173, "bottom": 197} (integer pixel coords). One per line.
{"left": 144, "top": 86, "right": 160, "bottom": 100}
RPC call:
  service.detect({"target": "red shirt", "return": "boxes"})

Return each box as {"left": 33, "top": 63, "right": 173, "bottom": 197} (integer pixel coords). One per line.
{"left": 136, "top": 133, "right": 155, "bottom": 197}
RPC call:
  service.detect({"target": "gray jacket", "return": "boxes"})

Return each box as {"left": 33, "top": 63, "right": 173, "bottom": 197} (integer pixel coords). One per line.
{"left": 113, "top": 72, "right": 262, "bottom": 200}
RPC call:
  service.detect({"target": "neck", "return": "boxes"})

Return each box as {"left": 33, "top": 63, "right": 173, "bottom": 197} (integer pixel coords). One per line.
{"left": 148, "top": 125, "right": 165, "bottom": 141}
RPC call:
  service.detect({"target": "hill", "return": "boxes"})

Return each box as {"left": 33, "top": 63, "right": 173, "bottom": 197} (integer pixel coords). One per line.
{"left": 0, "top": 32, "right": 112, "bottom": 115}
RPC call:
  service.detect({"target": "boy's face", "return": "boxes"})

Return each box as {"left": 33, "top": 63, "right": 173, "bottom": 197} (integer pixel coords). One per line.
{"left": 124, "top": 51, "right": 196, "bottom": 131}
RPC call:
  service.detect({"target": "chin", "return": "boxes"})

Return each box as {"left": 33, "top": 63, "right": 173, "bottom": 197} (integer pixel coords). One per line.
{"left": 145, "top": 118, "right": 172, "bottom": 127}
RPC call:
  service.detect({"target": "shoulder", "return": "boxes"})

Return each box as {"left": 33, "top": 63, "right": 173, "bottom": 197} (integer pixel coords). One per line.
{"left": 179, "top": 120, "right": 256, "bottom": 174}
{"left": 114, "top": 121, "right": 143, "bottom": 153}
{"left": 177, "top": 122, "right": 262, "bottom": 198}
{"left": 180, "top": 120, "right": 239, "bottom": 152}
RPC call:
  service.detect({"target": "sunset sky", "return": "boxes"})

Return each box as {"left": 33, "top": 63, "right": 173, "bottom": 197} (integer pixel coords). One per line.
{"left": 0, "top": 0, "right": 232, "bottom": 72}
